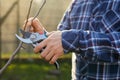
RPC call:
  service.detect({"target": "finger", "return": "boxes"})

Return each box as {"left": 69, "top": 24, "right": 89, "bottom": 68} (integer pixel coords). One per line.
{"left": 23, "top": 18, "right": 33, "bottom": 31}
{"left": 49, "top": 54, "right": 59, "bottom": 64}
{"left": 34, "top": 40, "right": 47, "bottom": 53}
{"left": 23, "top": 17, "right": 33, "bottom": 24}
{"left": 32, "top": 18, "right": 45, "bottom": 34}
{"left": 40, "top": 46, "right": 51, "bottom": 59}
{"left": 22, "top": 22, "right": 31, "bottom": 31}
{"left": 29, "top": 27, "right": 34, "bottom": 32}
{"left": 45, "top": 50, "right": 54, "bottom": 61}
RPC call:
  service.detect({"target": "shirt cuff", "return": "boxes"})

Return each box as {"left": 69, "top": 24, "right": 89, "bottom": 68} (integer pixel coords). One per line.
{"left": 61, "top": 29, "right": 81, "bottom": 53}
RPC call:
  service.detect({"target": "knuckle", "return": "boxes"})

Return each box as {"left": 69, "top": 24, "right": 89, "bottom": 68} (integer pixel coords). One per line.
{"left": 33, "top": 48, "right": 38, "bottom": 53}
{"left": 33, "top": 18, "right": 38, "bottom": 23}
{"left": 49, "top": 61, "right": 54, "bottom": 64}
{"left": 34, "top": 47, "right": 39, "bottom": 53}
{"left": 50, "top": 60, "right": 54, "bottom": 64}
{"left": 45, "top": 57, "right": 50, "bottom": 61}
{"left": 41, "top": 54, "right": 45, "bottom": 58}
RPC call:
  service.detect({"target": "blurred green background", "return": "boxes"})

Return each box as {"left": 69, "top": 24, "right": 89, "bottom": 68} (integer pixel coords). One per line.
{"left": 1, "top": 56, "right": 72, "bottom": 80}
{"left": 0, "top": 0, "right": 72, "bottom": 80}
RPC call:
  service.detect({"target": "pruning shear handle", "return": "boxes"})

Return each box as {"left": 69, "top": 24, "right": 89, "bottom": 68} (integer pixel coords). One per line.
{"left": 15, "top": 29, "right": 60, "bottom": 69}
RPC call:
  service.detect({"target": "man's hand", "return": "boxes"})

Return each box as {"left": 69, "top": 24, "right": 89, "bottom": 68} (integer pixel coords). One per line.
{"left": 23, "top": 17, "right": 64, "bottom": 64}
{"left": 23, "top": 17, "right": 45, "bottom": 34}
{"left": 34, "top": 31, "right": 64, "bottom": 64}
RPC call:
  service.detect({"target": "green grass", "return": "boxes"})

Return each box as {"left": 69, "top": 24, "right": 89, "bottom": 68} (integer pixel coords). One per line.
{"left": 0, "top": 57, "right": 71, "bottom": 80}
{"left": 2, "top": 52, "right": 71, "bottom": 59}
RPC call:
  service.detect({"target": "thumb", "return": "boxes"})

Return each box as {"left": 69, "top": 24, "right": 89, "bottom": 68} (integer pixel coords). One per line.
{"left": 32, "top": 18, "right": 45, "bottom": 34}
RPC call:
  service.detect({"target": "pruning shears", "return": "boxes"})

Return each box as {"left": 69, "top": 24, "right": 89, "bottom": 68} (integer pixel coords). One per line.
{"left": 15, "top": 29, "right": 59, "bottom": 69}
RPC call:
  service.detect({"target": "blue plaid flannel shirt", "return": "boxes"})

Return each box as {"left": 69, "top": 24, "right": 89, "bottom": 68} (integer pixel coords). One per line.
{"left": 58, "top": 0, "right": 120, "bottom": 80}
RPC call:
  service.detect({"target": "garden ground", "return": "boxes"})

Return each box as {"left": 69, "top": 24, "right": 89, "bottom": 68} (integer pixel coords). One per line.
{"left": 0, "top": 53, "right": 71, "bottom": 80}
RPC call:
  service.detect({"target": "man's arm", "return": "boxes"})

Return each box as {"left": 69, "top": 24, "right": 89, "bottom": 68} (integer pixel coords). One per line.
{"left": 61, "top": 29, "right": 117, "bottom": 53}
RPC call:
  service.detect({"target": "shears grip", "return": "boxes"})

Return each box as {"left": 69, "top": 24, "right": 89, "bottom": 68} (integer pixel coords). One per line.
{"left": 33, "top": 43, "right": 60, "bottom": 70}
{"left": 16, "top": 30, "right": 60, "bottom": 70}
{"left": 39, "top": 50, "right": 59, "bottom": 70}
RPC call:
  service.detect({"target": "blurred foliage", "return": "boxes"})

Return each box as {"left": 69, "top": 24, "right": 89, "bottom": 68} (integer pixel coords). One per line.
{"left": 1, "top": 0, "right": 71, "bottom": 53}
{"left": 2, "top": 52, "right": 71, "bottom": 59}
{"left": 0, "top": 1, "right": 72, "bottom": 79}
{"left": 1, "top": 58, "right": 71, "bottom": 80}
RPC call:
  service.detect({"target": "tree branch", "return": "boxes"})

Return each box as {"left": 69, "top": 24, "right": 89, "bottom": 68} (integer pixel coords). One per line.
{"left": 0, "top": 0, "right": 46, "bottom": 76}
{"left": 0, "top": 41, "right": 23, "bottom": 76}
{"left": 0, "top": 0, "right": 33, "bottom": 76}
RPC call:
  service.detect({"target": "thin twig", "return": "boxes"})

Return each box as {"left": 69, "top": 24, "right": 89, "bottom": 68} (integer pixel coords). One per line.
{"left": 23, "top": 0, "right": 34, "bottom": 31}
{"left": 0, "top": 0, "right": 46, "bottom": 76}
{"left": 0, "top": 0, "right": 33, "bottom": 76}
{"left": 0, "top": 41, "right": 23, "bottom": 75}
{"left": 33, "top": 0, "right": 46, "bottom": 20}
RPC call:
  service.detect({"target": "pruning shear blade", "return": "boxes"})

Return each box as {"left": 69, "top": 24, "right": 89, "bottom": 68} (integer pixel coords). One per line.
{"left": 15, "top": 34, "right": 32, "bottom": 44}
{"left": 15, "top": 30, "right": 60, "bottom": 70}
